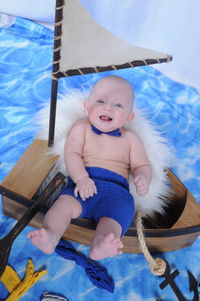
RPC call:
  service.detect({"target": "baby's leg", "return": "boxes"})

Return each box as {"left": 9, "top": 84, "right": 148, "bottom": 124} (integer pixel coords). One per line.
{"left": 27, "top": 195, "right": 82, "bottom": 254}
{"left": 89, "top": 217, "right": 123, "bottom": 260}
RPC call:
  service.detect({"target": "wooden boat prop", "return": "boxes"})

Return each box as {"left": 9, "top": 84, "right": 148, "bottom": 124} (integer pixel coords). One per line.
{"left": 0, "top": 0, "right": 199, "bottom": 276}
{"left": 0, "top": 139, "right": 199, "bottom": 257}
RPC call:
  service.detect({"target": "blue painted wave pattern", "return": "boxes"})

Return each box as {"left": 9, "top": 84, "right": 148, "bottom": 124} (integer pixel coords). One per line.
{"left": 0, "top": 17, "right": 200, "bottom": 301}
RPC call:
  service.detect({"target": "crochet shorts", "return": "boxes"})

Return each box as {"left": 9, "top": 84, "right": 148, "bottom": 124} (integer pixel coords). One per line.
{"left": 60, "top": 167, "right": 135, "bottom": 236}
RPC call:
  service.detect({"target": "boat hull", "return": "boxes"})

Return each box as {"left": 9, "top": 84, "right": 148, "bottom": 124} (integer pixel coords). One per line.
{"left": 1, "top": 139, "right": 200, "bottom": 254}
{"left": 2, "top": 193, "right": 199, "bottom": 254}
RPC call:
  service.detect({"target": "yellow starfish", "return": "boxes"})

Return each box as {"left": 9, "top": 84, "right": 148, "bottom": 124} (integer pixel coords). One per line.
{"left": 0, "top": 259, "right": 47, "bottom": 300}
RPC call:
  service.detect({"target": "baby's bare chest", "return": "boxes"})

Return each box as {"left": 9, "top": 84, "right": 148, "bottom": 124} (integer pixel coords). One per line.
{"left": 83, "top": 133, "right": 130, "bottom": 162}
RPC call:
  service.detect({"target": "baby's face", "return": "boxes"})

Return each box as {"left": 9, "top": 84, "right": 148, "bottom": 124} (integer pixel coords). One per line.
{"left": 84, "top": 77, "right": 134, "bottom": 132}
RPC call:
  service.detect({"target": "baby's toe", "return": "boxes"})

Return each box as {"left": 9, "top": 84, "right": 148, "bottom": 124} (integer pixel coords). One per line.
{"left": 106, "top": 233, "right": 115, "bottom": 242}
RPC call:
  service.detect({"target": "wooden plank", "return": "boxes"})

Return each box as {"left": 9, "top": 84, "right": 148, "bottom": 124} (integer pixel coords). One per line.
{"left": 1, "top": 139, "right": 58, "bottom": 199}
{"left": 2, "top": 196, "right": 44, "bottom": 228}
{"left": 172, "top": 191, "right": 200, "bottom": 228}
{"left": 167, "top": 169, "right": 200, "bottom": 229}
{"left": 167, "top": 169, "right": 187, "bottom": 200}
{"left": 2, "top": 195, "right": 199, "bottom": 254}
{"left": 121, "top": 232, "right": 200, "bottom": 253}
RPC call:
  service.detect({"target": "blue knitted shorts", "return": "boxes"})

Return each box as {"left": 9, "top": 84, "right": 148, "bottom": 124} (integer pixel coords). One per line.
{"left": 60, "top": 167, "right": 135, "bottom": 236}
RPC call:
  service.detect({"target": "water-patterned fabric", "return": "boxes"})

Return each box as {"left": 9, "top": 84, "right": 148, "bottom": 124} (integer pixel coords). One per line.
{"left": 0, "top": 17, "right": 199, "bottom": 301}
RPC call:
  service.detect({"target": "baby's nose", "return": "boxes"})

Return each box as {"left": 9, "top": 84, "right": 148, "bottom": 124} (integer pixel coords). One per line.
{"left": 104, "top": 103, "right": 112, "bottom": 111}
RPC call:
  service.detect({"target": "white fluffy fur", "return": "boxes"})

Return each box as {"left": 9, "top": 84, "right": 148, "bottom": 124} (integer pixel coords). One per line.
{"left": 36, "top": 89, "right": 175, "bottom": 217}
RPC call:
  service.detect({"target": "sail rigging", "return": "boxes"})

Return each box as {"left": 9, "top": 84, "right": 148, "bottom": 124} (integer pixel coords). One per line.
{"left": 52, "top": 0, "right": 172, "bottom": 78}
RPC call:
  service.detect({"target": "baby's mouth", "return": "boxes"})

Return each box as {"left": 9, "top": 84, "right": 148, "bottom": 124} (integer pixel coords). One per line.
{"left": 99, "top": 115, "right": 112, "bottom": 121}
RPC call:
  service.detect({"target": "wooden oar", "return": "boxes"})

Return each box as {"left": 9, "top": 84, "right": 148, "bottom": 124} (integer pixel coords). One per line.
{"left": 0, "top": 172, "right": 65, "bottom": 278}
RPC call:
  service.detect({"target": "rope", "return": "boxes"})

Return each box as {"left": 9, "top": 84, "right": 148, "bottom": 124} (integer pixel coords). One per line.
{"left": 52, "top": 72, "right": 59, "bottom": 81}
{"left": 136, "top": 211, "right": 167, "bottom": 276}
{"left": 51, "top": 1, "right": 65, "bottom": 80}
{"left": 56, "top": 3, "right": 65, "bottom": 10}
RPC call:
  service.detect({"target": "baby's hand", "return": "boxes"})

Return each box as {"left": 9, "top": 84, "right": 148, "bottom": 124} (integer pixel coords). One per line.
{"left": 74, "top": 176, "right": 97, "bottom": 201}
{"left": 134, "top": 175, "right": 149, "bottom": 197}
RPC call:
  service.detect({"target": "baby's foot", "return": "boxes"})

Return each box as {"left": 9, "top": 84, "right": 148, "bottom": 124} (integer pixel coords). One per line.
{"left": 27, "top": 228, "right": 58, "bottom": 254}
{"left": 89, "top": 232, "right": 123, "bottom": 260}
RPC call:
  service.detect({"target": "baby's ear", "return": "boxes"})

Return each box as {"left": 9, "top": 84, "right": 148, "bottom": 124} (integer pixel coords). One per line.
{"left": 83, "top": 100, "right": 89, "bottom": 112}
{"left": 127, "top": 112, "right": 135, "bottom": 122}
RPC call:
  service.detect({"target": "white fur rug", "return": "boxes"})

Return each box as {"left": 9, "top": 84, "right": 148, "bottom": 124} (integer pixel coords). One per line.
{"left": 36, "top": 89, "right": 175, "bottom": 217}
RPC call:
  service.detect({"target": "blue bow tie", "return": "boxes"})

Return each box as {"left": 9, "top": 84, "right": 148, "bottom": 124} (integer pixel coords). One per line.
{"left": 91, "top": 124, "right": 121, "bottom": 137}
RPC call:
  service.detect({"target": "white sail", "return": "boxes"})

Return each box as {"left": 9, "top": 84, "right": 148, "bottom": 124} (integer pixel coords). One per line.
{"left": 59, "top": 0, "right": 171, "bottom": 73}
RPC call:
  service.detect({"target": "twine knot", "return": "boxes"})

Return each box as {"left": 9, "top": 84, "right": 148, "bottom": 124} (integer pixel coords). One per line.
{"left": 136, "top": 211, "right": 167, "bottom": 276}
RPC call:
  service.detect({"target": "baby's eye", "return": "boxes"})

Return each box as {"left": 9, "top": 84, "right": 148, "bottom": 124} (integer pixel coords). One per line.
{"left": 115, "top": 103, "right": 123, "bottom": 108}
{"left": 97, "top": 99, "right": 105, "bottom": 104}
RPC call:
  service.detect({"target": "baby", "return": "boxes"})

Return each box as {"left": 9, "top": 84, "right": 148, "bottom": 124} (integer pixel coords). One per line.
{"left": 27, "top": 75, "right": 152, "bottom": 260}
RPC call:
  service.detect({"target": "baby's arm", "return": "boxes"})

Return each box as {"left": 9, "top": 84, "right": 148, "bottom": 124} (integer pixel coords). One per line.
{"left": 129, "top": 132, "right": 152, "bottom": 196}
{"left": 64, "top": 120, "right": 97, "bottom": 200}
{"left": 133, "top": 164, "right": 152, "bottom": 196}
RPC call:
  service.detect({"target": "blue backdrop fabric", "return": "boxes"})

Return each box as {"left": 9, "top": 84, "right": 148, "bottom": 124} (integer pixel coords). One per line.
{"left": 0, "top": 17, "right": 199, "bottom": 301}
